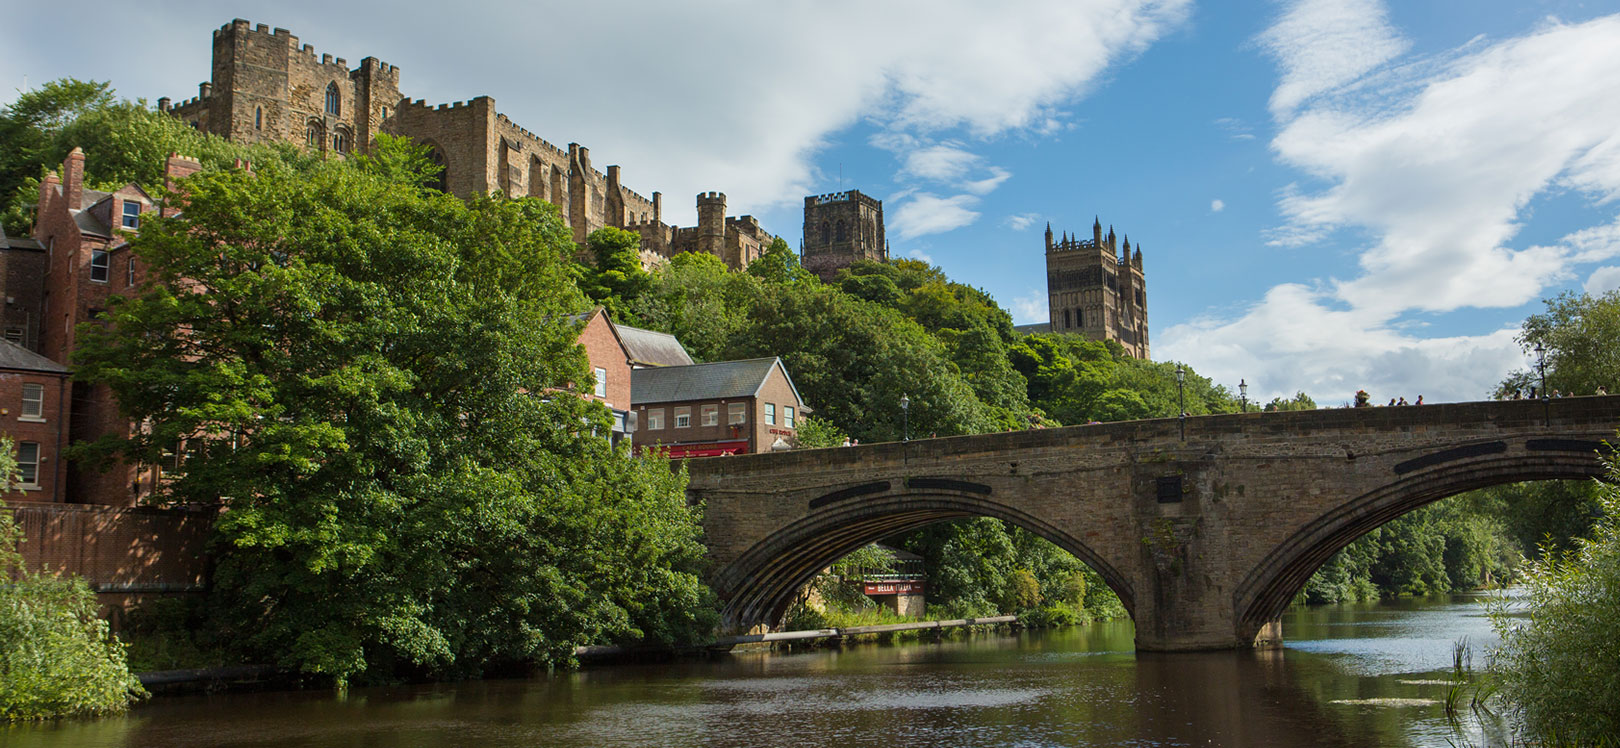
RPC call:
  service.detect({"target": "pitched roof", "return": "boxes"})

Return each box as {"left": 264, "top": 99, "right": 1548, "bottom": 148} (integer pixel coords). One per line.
{"left": 632, "top": 357, "right": 804, "bottom": 406}
{"left": 0, "top": 340, "right": 69, "bottom": 374}
{"left": 0, "top": 224, "right": 42, "bottom": 251}
{"left": 615, "top": 323, "right": 693, "bottom": 367}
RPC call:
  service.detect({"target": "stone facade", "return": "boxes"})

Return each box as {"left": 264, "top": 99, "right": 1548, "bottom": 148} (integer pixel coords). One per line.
{"left": 167, "top": 19, "right": 773, "bottom": 269}
{"left": 685, "top": 396, "right": 1620, "bottom": 649}
{"left": 1043, "top": 218, "right": 1149, "bottom": 359}
{"left": 801, "top": 191, "right": 887, "bottom": 281}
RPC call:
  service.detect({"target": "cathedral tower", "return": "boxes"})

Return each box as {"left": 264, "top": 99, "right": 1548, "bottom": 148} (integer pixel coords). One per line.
{"left": 1044, "top": 217, "right": 1149, "bottom": 359}
{"left": 802, "top": 190, "right": 886, "bottom": 281}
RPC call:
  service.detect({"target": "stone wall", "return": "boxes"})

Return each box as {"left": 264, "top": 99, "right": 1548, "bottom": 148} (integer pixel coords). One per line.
{"left": 802, "top": 191, "right": 885, "bottom": 281}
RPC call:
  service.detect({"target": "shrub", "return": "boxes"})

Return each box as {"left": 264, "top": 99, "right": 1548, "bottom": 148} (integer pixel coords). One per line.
{"left": 1487, "top": 453, "right": 1620, "bottom": 745}
{"left": 0, "top": 509, "right": 146, "bottom": 721}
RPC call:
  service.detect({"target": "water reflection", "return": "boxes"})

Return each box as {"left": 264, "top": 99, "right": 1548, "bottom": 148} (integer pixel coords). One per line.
{"left": 1, "top": 594, "right": 1500, "bottom": 748}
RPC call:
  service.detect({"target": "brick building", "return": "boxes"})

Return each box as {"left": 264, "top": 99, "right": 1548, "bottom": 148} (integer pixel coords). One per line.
{"left": 569, "top": 308, "right": 636, "bottom": 444}
{"left": 0, "top": 341, "right": 70, "bottom": 502}
{"left": 166, "top": 19, "right": 776, "bottom": 269}
{"left": 801, "top": 190, "right": 887, "bottom": 281}
{"left": 1022, "top": 218, "right": 1150, "bottom": 359}
{"left": 0, "top": 224, "right": 46, "bottom": 349}
{"left": 632, "top": 357, "right": 808, "bottom": 458}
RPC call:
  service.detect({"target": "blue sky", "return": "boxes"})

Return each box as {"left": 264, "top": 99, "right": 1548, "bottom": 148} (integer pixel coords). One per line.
{"left": 5, "top": 0, "right": 1619, "bottom": 404}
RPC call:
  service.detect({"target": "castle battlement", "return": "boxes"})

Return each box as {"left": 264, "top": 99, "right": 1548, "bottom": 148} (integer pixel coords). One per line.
{"left": 494, "top": 113, "right": 567, "bottom": 159}
{"left": 807, "top": 190, "right": 882, "bottom": 209}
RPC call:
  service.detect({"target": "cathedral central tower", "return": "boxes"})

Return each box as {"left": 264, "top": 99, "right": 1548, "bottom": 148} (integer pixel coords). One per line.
{"left": 1044, "top": 217, "right": 1149, "bottom": 359}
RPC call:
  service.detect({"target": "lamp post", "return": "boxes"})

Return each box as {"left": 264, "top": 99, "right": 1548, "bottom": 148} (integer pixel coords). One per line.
{"left": 1239, "top": 378, "right": 1248, "bottom": 413}
{"left": 1175, "top": 365, "right": 1186, "bottom": 441}
{"left": 1535, "top": 341, "right": 1549, "bottom": 425}
{"left": 900, "top": 393, "right": 910, "bottom": 442}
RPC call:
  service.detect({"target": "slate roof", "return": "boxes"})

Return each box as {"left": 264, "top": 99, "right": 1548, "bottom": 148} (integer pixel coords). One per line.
{"left": 616, "top": 324, "right": 693, "bottom": 367}
{"left": 0, "top": 224, "right": 42, "bottom": 251}
{"left": 631, "top": 357, "right": 804, "bottom": 406}
{"left": 1013, "top": 322, "right": 1052, "bottom": 335}
{"left": 0, "top": 340, "right": 69, "bottom": 374}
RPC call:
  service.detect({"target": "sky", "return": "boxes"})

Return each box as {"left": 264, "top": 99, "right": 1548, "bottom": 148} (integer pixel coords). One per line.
{"left": 5, "top": 0, "right": 1620, "bottom": 405}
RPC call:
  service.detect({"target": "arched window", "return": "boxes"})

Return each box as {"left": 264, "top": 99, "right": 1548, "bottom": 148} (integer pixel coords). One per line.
{"left": 325, "top": 83, "right": 340, "bottom": 116}
{"left": 426, "top": 147, "right": 449, "bottom": 192}
{"left": 528, "top": 157, "right": 545, "bottom": 198}
{"left": 1064, "top": 309, "right": 1072, "bottom": 329}
{"left": 820, "top": 222, "right": 830, "bottom": 244}
{"left": 305, "top": 120, "right": 324, "bottom": 148}
{"left": 332, "top": 127, "right": 351, "bottom": 155}
{"left": 835, "top": 220, "right": 847, "bottom": 242}
{"left": 254, "top": 106, "right": 262, "bottom": 130}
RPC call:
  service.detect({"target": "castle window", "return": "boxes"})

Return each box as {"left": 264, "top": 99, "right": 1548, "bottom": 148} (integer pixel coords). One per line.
{"left": 332, "top": 128, "right": 351, "bottom": 155}
{"left": 90, "top": 250, "right": 109, "bottom": 283}
{"left": 836, "top": 221, "right": 847, "bottom": 242}
{"left": 428, "top": 147, "right": 449, "bottom": 192}
{"left": 1076, "top": 308, "right": 1084, "bottom": 327}
{"left": 381, "top": 106, "right": 388, "bottom": 120}
{"left": 820, "top": 222, "right": 830, "bottom": 244}
{"left": 1064, "top": 309, "right": 1071, "bottom": 329}
{"left": 325, "top": 83, "right": 340, "bottom": 116}
{"left": 254, "top": 106, "right": 262, "bottom": 130}
{"left": 121, "top": 201, "right": 141, "bottom": 229}
{"left": 306, "top": 120, "right": 323, "bottom": 148}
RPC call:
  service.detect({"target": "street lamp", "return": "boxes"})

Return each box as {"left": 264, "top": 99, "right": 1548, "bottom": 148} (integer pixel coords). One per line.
{"left": 1239, "top": 379, "right": 1248, "bottom": 413}
{"left": 1175, "top": 365, "right": 1186, "bottom": 440}
{"left": 900, "top": 393, "right": 911, "bottom": 442}
{"left": 1534, "top": 341, "right": 1548, "bottom": 401}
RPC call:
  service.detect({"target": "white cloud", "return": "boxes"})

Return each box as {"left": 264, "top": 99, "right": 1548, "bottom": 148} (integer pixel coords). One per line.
{"left": 962, "top": 167, "right": 1011, "bottom": 195}
{"left": 1587, "top": 266, "right": 1620, "bottom": 295}
{"left": 892, "top": 193, "right": 981, "bottom": 239}
{"left": 1013, "top": 289, "right": 1048, "bottom": 324}
{"left": 1257, "top": 0, "right": 1409, "bottom": 116}
{"left": 1214, "top": 117, "right": 1256, "bottom": 141}
{"left": 1210, "top": 199, "right": 1225, "bottom": 213}
{"left": 0, "top": 0, "right": 1191, "bottom": 227}
{"left": 1174, "top": 6, "right": 1620, "bottom": 403}
{"left": 900, "top": 142, "right": 980, "bottom": 181}
{"left": 1006, "top": 212, "right": 1040, "bottom": 231}
{"left": 907, "top": 248, "right": 936, "bottom": 264}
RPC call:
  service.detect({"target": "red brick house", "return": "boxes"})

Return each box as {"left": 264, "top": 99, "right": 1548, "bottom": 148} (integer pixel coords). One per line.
{"left": 631, "top": 357, "right": 809, "bottom": 458}
{"left": 0, "top": 340, "right": 70, "bottom": 501}
{"left": 569, "top": 308, "right": 636, "bottom": 444}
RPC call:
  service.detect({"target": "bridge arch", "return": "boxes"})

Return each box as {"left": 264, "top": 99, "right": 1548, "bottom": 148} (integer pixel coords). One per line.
{"left": 712, "top": 489, "right": 1134, "bottom": 631}
{"left": 1233, "top": 451, "right": 1608, "bottom": 641}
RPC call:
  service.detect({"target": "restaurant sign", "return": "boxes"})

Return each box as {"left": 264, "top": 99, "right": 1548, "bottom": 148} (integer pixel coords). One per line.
{"left": 863, "top": 581, "right": 924, "bottom": 596}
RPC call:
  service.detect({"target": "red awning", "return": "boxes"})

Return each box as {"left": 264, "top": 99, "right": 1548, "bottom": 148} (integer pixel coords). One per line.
{"left": 654, "top": 440, "right": 751, "bottom": 459}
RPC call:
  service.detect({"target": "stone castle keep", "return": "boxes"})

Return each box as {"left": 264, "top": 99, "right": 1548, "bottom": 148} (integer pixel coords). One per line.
{"left": 164, "top": 19, "right": 774, "bottom": 268}
{"left": 162, "top": 19, "right": 1147, "bottom": 351}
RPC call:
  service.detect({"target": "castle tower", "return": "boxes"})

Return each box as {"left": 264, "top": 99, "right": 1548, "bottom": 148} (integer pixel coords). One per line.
{"left": 1044, "top": 216, "right": 1150, "bottom": 359}
{"left": 697, "top": 192, "right": 727, "bottom": 259}
{"left": 801, "top": 190, "right": 886, "bottom": 281}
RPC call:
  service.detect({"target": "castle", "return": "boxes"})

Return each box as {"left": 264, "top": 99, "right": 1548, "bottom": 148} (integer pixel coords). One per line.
{"left": 1038, "top": 218, "right": 1150, "bottom": 359}
{"left": 163, "top": 19, "right": 774, "bottom": 269}
{"left": 800, "top": 190, "right": 888, "bottom": 280}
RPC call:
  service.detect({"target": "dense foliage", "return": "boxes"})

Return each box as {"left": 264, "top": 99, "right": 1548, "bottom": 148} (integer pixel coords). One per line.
{"left": 71, "top": 138, "right": 714, "bottom": 684}
{"left": 1, "top": 440, "right": 145, "bottom": 721}
{"left": 1488, "top": 455, "right": 1620, "bottom": 745}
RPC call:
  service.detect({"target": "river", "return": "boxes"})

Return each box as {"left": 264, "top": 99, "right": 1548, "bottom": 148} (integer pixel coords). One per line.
{"left": 3, "top": 592, "right": 1510, "bottom": 747}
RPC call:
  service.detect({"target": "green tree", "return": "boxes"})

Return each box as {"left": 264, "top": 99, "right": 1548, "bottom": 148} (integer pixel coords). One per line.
{"left": 747, "top": 237, "right": 814, "bottom": 285}
{"left": 1488, "top": 455, "right": 1620, "bottom": 745}
{"left": 792, "top": 415, "right": 848, "bottom": 448}
{"left": 1505, "top": 290, "right": 1620, "bottom": 397}
{"left": 71, "top": 157, "right": 714, "bottom": 684}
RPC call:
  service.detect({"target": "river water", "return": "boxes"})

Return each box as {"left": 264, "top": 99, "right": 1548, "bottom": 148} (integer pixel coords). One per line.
{"left": 4, "top": 592, "right": 1509, "bottom": 748}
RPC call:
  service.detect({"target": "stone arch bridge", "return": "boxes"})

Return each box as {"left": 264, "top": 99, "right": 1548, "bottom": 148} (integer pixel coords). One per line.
{"left": 685, "top": 397, "right": 1620, "bottom": 651}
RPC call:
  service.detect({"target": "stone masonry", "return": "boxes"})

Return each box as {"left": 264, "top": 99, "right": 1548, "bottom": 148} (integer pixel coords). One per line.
{"left": 686, "top": 396, "right": 1620, "bottom": 650}
{"left": 802, "top": 190, "right": 887, "bottom": 281}
{"left": 1044, "top": 218, "right": 1149, "bottom": 358}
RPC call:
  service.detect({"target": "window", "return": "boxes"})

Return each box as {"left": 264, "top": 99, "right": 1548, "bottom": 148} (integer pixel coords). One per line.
{"left": 332, "top": 130, "right": 349, "bottom": 154}
{"left": 836, "top": 221, "right": 846, "bottom": 241}
{"left": 820, "top": 222, "right": 830, "bottom": 244}
{"left": 254, "top": 106, "right": 262, "bottom": 130}
{"left": 646, "top": 408, "right": 664, "bottom": 430}
{"left": 306, "top": 120, "right": 323, "bottom": 148}
{"left": 727, "top": 402, "right": 746, "bottom": 425}
{"left": 381, "top": 106, "right": 388, "bottom": 120}
{"left": 127, "top": 257, "right": 136, "bottom": 286}
{"left": 593, "top": 367, "right": 607, "bottom": 398}
{"left": 3, "top": 328, "right": 21, "bottom": 344}
{"left": 612, "top": 411, "right": 626, "bottom": 434}
{"left": 21, "top": 384, "right": 44, "bottom": 420}
{"left": 121, "top": 201, "right": 141, "bottom": 229}
{"left": 784, "top": 406, "right": 796, "bottom": 428}
{"left": 765, "top": 403, "right": 776, "bottom": 425}
{"left": 325, "top": 83, "right": 340, "bottom": 115}
{"left": 16, "top": 442, "right": 39, "bottom": 486}
{"left": 701, "top": 404, "right": 719, "bottom": 427}
{"left": 1063, "top": 309, "right": 1071, "bottom": 329}
{"left": 90, "top": 250, "right": 109, "bottom": 282}
{"left": 674, "top": 406, "right": 691, "bottom": 428}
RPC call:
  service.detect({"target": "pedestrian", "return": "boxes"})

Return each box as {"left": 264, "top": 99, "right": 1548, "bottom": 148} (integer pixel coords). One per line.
{"left": 1415, "top": 395, "right": 1424, "bottom": 405}
{"left": 1397, "top": 397, "right": 1408, "bottom": 406}
{"left": 1388, "top": 398, "right": 1396, "bottom": 407}
{"left": 1598, "top": 386, "right": 1609, "bottom": 395}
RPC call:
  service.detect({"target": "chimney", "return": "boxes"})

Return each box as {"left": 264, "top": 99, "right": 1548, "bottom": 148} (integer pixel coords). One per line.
{"left": 63, "top": 148, "right": 85, "bottom": 209}
{"left": 199, "top": 82, "right": 213, "bottom": 99}
{"left": 157, "top": 97, "right": 171, "bottom": 112}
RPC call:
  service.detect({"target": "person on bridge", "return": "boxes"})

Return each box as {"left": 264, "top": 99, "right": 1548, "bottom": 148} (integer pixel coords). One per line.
{"left": 1416, "top": 395, "right": 1424, "bottom": 405}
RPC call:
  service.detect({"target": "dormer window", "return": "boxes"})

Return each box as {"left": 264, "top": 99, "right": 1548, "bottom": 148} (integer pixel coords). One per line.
{"left": 121, "top": 201, "right": 140, "bottom": 229}
{"left": 325, "top": 83, "right": 340, "bottom": 116}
